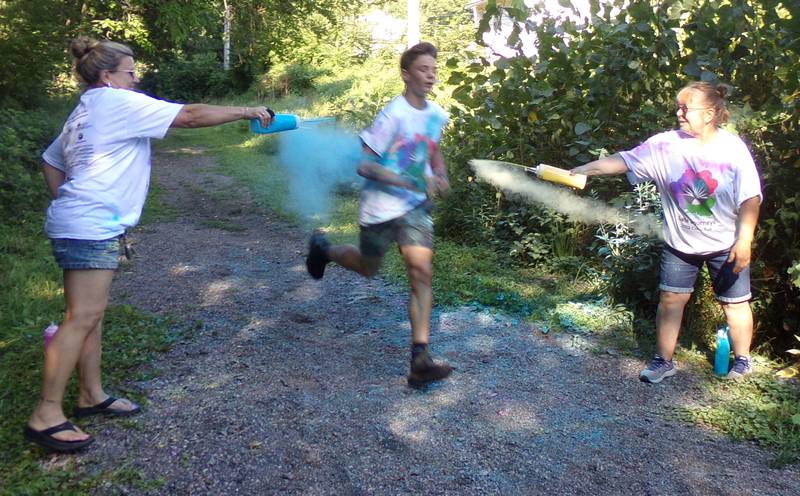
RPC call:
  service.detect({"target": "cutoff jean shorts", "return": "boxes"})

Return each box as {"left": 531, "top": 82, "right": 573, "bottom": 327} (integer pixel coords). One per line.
{"left": 360, "top": 203, "right": 434, "bottom": 258}
{"left": 51, "top": 236, "right": 122, "bottom": 270}
{"left": 659, "top": 245, "right": 751, "bottom": 304}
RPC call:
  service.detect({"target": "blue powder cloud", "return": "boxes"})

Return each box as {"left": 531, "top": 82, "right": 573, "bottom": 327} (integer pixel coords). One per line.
{"left": 276, "top": 119, "right": 364, "bottom": 223}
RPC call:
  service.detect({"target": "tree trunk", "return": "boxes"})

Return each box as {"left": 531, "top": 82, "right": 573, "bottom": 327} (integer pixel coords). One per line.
{"left": 407, "top": 0, "right": 420, "bottom": 47}
{"left": 223, "top": 0, "right": 231, "bottom": 71}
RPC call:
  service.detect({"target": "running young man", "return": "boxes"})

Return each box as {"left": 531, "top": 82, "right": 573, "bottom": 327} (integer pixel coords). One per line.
{"left": 305, "top": 42, "right": 453, "bottom": 388}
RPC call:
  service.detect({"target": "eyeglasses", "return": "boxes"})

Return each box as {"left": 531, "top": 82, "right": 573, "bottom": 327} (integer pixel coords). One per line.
{"left": 112, "top": 69, "right": 137, "bottom": 78}
{"left": 676, "top": 104, "right": 709, "bottom": 115}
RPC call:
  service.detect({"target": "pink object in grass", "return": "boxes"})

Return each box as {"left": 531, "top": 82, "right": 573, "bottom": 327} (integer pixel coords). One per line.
{"left": 43, "top": 323, "right": 59, "bottom": 349}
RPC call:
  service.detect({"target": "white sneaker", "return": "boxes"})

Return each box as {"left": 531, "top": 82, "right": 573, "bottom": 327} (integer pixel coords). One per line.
{"left": 639, "top": 355, "right": 676, "bottom": 383}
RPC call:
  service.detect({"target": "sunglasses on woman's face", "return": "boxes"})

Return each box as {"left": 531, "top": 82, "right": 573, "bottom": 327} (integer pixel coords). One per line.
{"left": 676, "top": 104, "right": 709, "bottom": 115}
{"left": 112, "top": 69, "right": 136, "bottom": 78}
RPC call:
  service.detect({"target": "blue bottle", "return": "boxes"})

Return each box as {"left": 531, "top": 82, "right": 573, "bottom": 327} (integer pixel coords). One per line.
{"left": 250, "top": 114, "right": 299, "bottom": 134}
{"left": 714, "top": 325, "right": 731, "bottom": 376}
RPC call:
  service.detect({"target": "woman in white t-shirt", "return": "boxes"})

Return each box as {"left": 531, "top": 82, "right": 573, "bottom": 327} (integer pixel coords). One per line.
{"left": 24, "top": 36, "right": 274, "bottom": 453}
{"left": 571, "top": 82, "right": 762, "bottom": 384}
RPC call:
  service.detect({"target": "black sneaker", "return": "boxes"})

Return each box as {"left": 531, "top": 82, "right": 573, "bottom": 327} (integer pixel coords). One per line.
{"left": 306, "top": 230, "right": 330, "bottom": 279}
{"left": 408, "top": 351, "right": 453, "bottom": 388}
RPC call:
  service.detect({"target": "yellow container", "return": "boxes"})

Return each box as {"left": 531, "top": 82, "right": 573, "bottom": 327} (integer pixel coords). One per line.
{"left": 535, "top": 164, "right": 587, "bottom": 189}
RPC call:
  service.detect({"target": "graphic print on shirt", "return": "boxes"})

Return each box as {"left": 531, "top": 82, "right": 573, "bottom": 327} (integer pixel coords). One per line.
{"left": 381, "top": 113, "right": 445, "bottom": 196}
{"left": 62, "top": 107, "right": 94, "bottom": 179}
{"left": 669, "top": 168, "right": 719, "bottom": 217}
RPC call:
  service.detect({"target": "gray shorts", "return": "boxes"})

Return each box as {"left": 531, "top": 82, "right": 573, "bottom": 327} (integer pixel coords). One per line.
{"left": 360, "top": 204, "right": 433, "bottom": 258}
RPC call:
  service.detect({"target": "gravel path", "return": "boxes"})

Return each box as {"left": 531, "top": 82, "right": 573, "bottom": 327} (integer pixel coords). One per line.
{"left": 71, "top": 145, "right": 798, "bottom": 495}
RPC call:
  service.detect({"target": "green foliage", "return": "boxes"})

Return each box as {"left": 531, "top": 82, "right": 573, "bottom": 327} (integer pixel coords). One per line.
{"left": 442, "top": 0, "right": 800, "bottom": 351}
{"left": 789, "top": 261, "right": 800, "bottom": 290}
{"left": 258, "top": 61, "right": 331, "bottom": 98}
{"left": 0, "top": 1, "right": 77, "bottom": 107}
{"left": 138, "top": 54, "right": 234, "bottom": 102}
{"left": 0, "top": 101, "right": 72, "bottom": 224}
{"left": 0, "top": 109, "right": 51, "bottom": 222}
{"left": 551, "top": 298, "right": 634, "bottom": 335}
{"left": 0, "top": 184, "right": 187, "bottom": 492}
{"left": 0, "top": 0, "right": 161, "bottom": 107}
{"left": 594, "top": 183, "right": 663, "bottom": 311}
{"left": 675, "top": 374, "right": 800, "bottom": 467}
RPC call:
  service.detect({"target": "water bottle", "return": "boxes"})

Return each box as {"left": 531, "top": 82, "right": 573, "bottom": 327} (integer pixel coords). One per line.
{"left": 43, "top": 322, "right": 59, "bottom": 350}
{"left": 714, "top": 325, "right": 731, "bottom": 376}
{"left": 249, "top": 114, "right": 299, "bottom": 134}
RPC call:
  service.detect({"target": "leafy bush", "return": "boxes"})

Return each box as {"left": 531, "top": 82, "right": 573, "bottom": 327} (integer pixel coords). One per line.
{"left": 0, "top": 107, "right": 67, "bottom": 225}
{"left": 138, "top": 54, "right": 234, "bottom": 102}
{"left": 257, "top": 61, "right": 331, "bottom": 98}
{"left": 593, "top": 183, "right": 663, "bottom": 312}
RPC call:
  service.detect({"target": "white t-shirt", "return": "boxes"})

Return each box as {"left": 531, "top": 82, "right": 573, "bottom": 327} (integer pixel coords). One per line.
{"left": 358, "top": 96, "right": 449, "bottom": 225}
{"left": 620, "top": 129, "right": 762, "bottom": 255}
{"left": 42, "top": 88, "right": 183, "bottom": 240}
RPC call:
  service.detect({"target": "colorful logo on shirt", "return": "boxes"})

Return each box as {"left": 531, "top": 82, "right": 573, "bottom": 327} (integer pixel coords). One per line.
{"left": 669, "top": 169, "right": 718, "bottom": 216}
{"left": 384, "top": 129, "right": 439, "bottom": 193}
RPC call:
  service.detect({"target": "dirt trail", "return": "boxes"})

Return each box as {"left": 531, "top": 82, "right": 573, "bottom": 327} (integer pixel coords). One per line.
{"left": 75, "top": 145, "right": 798, "bottom": 495}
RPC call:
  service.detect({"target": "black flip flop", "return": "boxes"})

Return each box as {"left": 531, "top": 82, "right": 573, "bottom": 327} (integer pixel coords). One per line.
{"left": 23, "top": 421, "right": 94, "bottom": 453}
{"left": 74, "top": 396, "right": 141, "bottom": 419}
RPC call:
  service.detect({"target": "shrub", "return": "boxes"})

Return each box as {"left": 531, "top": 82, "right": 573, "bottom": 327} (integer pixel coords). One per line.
{"left": 0, "top": 107, "right": 65, "bottom": 225}
{"left": 256, "top": 61, "right": 331, "bottom": 99}
{"left": 138, "top": 54, "right": 234, "bottom": 102}
{"left": 441, "top": 0, "right": 800, "bottom": 352}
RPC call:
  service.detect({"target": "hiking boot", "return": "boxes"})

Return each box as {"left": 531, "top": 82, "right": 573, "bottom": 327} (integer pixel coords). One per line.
{"left": 725, "top": 355, "right": 753, "bottom": 380}
{"left": 408, "top": 350, "right": 453, "bottom": 388}
{"left": 639, "top": 355, "right": 676, "bottom": 383}
{"left": 306, "top": 230, "right": 330, "bottom": 279}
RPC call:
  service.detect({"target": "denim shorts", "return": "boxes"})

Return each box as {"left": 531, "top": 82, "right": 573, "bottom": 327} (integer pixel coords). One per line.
{"left": 360, "top": 203, "right": 434, "bottom": 258}
{"left": 659, "top": 245, "right": 751, "bottom": 303}
{"left": 51, "top": 237, "right": 122, "bottom": 270}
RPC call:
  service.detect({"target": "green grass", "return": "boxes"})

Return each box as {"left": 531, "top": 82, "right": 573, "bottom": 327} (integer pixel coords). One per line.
{"left": 138, "top": 175, "right": 179, "bottom": 225}
{"left": 0, "top": 184, "right": 189, "bottom": 494}
{"left": 674, "top": 370, "right": 800, "bottom": 467}
{"left": 165, "top": 92, "right": 800, "bottom": 469}
{"left": 200, "top": 218, "right": 247, "bottom": 232}
{"left": 160, "top": 123, "right": 298, "bottom": 224}
{"left": 4, "top": 81, "right": 791, "bottom": 492}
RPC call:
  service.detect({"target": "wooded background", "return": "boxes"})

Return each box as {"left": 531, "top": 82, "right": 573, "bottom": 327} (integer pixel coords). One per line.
{"left": 1, "top": 0, "right": 798, "bottom": 354}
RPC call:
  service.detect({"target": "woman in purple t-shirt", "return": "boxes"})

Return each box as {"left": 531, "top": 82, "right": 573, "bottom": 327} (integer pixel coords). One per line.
{"left": 571, "top": 82, "right": 762, "bottom": 383}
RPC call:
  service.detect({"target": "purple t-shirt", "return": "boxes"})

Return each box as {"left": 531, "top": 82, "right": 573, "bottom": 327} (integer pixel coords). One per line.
{"left": 620, "top": 129, "right": 762, "bottom": 255}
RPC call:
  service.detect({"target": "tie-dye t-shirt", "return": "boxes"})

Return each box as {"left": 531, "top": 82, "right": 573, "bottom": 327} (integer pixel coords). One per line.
{"left": 358, "top": 96, "right": 448, "bottom": 225}
{"left": 620, "top": 129, "right": 762, "bottom": 255}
